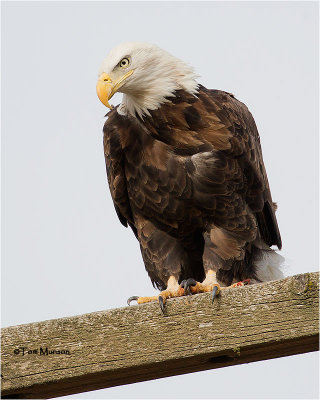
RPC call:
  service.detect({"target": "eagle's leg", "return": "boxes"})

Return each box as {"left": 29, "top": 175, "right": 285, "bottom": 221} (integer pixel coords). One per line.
{"left": 127, "top": 276, "right": 185, "bottom": 314}
{"left": 157, "top": 276, "right": 185, "bottom": 313}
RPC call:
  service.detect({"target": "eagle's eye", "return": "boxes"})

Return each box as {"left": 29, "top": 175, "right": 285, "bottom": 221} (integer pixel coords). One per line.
{"left": 119, "top": 58, "right": 130, "bottom": 68}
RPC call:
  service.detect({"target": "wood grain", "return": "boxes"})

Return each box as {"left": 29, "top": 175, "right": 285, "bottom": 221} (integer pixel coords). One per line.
{"left": 1, "top": 272, "right": 319, "bottom": 399}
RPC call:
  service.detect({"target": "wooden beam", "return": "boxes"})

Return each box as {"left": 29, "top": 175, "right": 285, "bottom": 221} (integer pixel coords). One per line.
{"left": 1, "top": 272, "right": 319, "bottom": 399}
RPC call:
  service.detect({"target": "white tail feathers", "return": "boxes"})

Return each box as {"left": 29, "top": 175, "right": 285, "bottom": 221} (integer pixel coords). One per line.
{"left": 253, "top": 249, "right": 286, "bottom": 283}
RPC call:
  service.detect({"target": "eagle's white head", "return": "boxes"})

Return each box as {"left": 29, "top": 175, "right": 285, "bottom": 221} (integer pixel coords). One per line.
{"left": 97, "top": 42, "right": 199, "bottom": 118}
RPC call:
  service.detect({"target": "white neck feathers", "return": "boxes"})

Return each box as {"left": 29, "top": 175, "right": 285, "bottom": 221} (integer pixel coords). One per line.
{"left": 117, "top": 46, "right": 199, "bottom": 118}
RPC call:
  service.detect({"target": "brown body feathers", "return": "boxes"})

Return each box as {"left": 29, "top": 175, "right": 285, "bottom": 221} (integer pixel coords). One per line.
{"left": 103, "top": 85, "right": 282, "bottom": 289}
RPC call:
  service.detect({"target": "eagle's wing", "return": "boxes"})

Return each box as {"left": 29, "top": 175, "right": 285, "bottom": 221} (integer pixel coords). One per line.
{"left": 203, "top": 88, "right": 282, "bottom": 250}
{"left": 144, "top": 87, "right": 281, "bottom": 251}
{"left": 103, "top": 108, "right": 137, "bottom": 236}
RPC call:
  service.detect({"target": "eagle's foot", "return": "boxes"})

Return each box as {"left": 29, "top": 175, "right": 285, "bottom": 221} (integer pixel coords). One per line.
{"left": 127, "top": 285, "right": 185, "bottom": 315}
{"left": 181, "top": 279, "right": 221, "bottom": 303}
{"left": 230, "top": 279, "right": 251, "bottom": 288}
{"left": 158, "top": 287, "right": 185, "bottom": 314}
{"left": 127, "top": 295, "right": 158, "bottom": 305}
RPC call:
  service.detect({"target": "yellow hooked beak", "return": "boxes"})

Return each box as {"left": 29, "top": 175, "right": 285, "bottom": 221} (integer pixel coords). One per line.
{"left": 96, "top": 70, "right": 134, "bottom": 109}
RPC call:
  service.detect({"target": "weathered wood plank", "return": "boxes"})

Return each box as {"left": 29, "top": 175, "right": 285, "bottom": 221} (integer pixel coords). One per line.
{"left": 1, "top": 272, "right": 319, "bottom": 399}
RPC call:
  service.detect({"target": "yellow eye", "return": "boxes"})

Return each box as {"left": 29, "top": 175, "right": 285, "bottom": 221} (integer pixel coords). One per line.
{"left": 119, "top": 57, "right": 130, "bottom": 68}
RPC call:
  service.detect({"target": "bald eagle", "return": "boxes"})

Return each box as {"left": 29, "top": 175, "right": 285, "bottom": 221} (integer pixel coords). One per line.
{"left": 97, "top": 42, "right": 284, "bottom": 312}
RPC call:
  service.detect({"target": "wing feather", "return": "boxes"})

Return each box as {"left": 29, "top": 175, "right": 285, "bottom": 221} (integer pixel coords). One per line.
{"left": 103, "top": 109, "right": 136, "bottom": 235}
{"left": 143, "top": 86, "right": 282, "bottom": 249}
{"left": 200, "top": 87, "right": 282, "bottom": 249}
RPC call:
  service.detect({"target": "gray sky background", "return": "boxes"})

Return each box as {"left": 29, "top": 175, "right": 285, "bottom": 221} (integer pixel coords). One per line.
{"left": 2, "top": 1, "right": 319, "bottom": 399}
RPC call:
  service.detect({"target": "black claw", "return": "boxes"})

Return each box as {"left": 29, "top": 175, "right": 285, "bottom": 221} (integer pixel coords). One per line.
{"left": 211, "top": 286, "right": 218, "bottom": 304}
{"left": 184, "top": 278, "right": 197, "bottom": 295}
{"left": 127, "top": 296, "right": 139, "bottom": 306}
{"left": 158, "top": 295, "right": 165, "bottom": 315}
{"left": 180, "top": 279, "right": 187, "bottom": 288}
